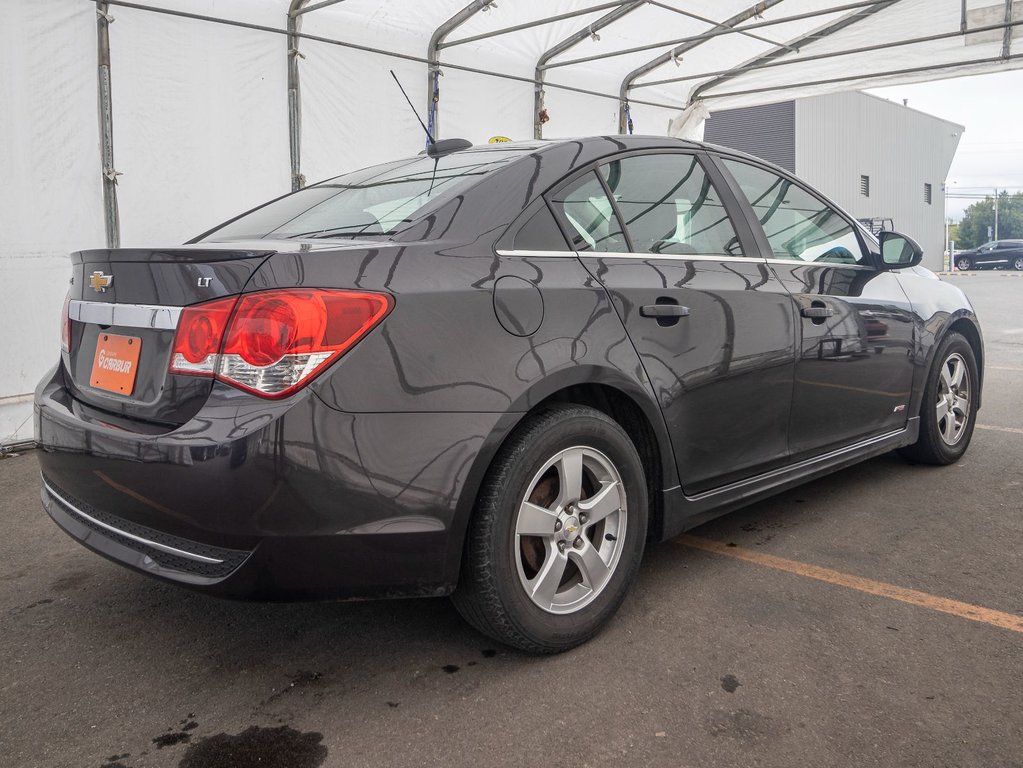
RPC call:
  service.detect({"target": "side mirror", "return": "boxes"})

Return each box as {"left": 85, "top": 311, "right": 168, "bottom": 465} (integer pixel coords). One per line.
{"left": 878, "top": 230, "right": 923, "bottom": 269}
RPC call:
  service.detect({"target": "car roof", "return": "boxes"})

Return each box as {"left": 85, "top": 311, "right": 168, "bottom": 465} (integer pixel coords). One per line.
{"left": 452, "top": 135, "right": 776, "bottom": 170}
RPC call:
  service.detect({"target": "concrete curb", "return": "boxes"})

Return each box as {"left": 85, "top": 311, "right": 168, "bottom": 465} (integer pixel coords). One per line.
{"left": 937, "top": 272, "right": 1023, "bottom": 277}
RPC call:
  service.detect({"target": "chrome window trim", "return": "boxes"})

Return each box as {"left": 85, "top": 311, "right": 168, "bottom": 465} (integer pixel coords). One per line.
{"left": 495, "top": 250, "right": 875, "bottom": 270}
{"left": 762, "top": 257, "right": 874, "bottom": 269}
{"left": 69, "top": 300, "right": 182, "bottom": 330}
{"left": 42, "top": 478, "right": 224, "bottom": 564}
{"left": 497, "top": 249, "right": 762, "bottom": 263}
{"left": 581, "top": 252, "right": 757, "bottom": 263}
{"left": 495, "top": 249, "right": 573, "bottom": 258}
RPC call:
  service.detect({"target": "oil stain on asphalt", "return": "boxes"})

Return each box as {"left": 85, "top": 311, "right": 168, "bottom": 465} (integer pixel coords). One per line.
{"left": 153, "top": 732, "right": 191, "bottom": 749}
{"left": 177, "top": 725, "right": 328, "bottom": 768}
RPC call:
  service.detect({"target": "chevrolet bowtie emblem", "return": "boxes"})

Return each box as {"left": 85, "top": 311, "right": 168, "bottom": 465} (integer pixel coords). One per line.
{"left": 89, "top": 271, "right": 113, "bottom": 293}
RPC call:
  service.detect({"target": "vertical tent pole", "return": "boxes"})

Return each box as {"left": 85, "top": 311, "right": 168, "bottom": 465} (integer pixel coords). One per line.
{"left": 427, "top": 1, "right": 493, "bottom": 147}
{"left": 534, "top": 1, "right": 644, "bottom": 139}
{"left": 287, "top": 0, "right": 309, "bottom": 192}
{"left": 1002, "top": 0, "right": 1014, "bottom": 58}
{"left": 96, "top": 2, "right": 120, "bottom": 248}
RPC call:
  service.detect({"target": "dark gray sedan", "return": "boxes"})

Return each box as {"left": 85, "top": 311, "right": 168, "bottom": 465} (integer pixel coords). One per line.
{"left": 36, "top": 136, "right": 983, "bottom": 653}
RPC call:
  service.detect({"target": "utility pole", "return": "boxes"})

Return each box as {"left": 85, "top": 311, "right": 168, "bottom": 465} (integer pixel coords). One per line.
{"left": 994, "top": 188, "right": 999, "bottom": 240}
{"left": 943, "top": 181, "right": 949, "bottom": 264}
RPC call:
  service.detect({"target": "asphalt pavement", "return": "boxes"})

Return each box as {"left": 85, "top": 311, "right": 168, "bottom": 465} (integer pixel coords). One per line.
{"left": 1, "top": 273, "right": 1020, "bottom": 768}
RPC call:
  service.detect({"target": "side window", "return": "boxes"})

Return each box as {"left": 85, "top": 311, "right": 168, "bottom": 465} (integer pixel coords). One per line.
{"left": 550, "top": 172, "right": 628, "bottom": 252}
{"left": 722, "top": 159, "right": 868, "bottom": 265}
{"left": 511, "top": 202, "right": 569, "bottom": 251}
{"left": 600, "top": 154, "right": 743, "bottom": 256}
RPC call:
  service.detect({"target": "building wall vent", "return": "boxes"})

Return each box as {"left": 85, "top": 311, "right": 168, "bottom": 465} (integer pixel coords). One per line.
{"left": 860, "top": 175, "right": 870, "bottom": 197}
{"left": 924, "top": 183, "right": 933, "bottom": 205}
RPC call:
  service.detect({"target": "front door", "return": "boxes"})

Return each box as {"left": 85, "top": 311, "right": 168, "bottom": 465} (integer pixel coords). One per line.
{"left": 717, "top": 157, "right": 918, "bottom": 458}
{"left": 549, "top": 151, "right": 797, "bottom": 494}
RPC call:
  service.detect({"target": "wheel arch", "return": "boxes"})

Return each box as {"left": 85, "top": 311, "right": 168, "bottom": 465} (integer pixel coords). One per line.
{"left": 948, "top": 316, "right": 984, "bottom": 410}
{"left": 443, "top": 369, "right": 679, "bottom": 590}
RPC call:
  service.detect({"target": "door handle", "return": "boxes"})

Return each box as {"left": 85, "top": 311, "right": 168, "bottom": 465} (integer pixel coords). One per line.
{"left": 640, "top": 304, "right": 690, "bottom": 318}
{"left": 800, "top": 306, "right": 835, "bottom": 319}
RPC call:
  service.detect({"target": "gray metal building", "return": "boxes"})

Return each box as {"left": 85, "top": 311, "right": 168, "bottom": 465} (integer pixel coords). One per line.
{"left": 705, "top": 91, "right": 964, "bottom": 272}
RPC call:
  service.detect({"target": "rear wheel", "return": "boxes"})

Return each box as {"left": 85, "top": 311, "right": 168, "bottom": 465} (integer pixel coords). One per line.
{"left": 452, "top": 404, "right": 647, "bottom": 654}
{"left": 1014, "top": 256, "right": 1023, "bottom": 271}
{"left": 899, "top": 333, "right": 978, "bottom": 465}
{"left": 955, "top": 256, "right": 972, "bottom": 271}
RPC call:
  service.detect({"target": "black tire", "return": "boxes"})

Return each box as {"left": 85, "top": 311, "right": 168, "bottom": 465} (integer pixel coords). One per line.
{"left": 1014, "top": 256, "right": 1023, "bottom": 271}
{"left": 899, "top": 332, "right": 978, "bottom": 465}
{"left": 452, "top": 404, "right": 648, "bottom": 654}
{"left": 955, "top": 256, "right": 972, "bottom": 271}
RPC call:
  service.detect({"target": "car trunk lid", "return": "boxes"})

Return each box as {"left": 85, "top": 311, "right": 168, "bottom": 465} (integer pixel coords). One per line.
{"left": 65, "top": 244, "right": 276, "bottom": 426}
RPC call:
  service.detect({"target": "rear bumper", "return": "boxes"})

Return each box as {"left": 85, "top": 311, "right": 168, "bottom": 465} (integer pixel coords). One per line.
{"left": 35, "top": 366, "right": 511, "bottom": 600}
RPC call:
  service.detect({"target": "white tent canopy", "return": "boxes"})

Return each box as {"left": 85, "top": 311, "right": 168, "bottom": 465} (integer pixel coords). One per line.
{"left": 2, "top": 0, "right": 1022, "bottom": 443}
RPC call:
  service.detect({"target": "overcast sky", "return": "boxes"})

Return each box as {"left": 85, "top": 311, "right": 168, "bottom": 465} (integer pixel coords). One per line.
{"left": 868, "top": 69, "right": 1023, "bottom": 221}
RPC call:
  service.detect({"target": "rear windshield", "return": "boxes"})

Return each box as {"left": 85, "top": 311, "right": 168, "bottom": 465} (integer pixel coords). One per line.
{"left": 201, "top": 148, "right": 532, "bottom": 242}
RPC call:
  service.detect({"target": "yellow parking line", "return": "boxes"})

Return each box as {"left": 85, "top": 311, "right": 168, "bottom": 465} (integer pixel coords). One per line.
{"left": 675, "top": 535, "right": 1023, "bottom": 634}
{"left": 976, "top": 424, "right": 1023, "bottom": 435}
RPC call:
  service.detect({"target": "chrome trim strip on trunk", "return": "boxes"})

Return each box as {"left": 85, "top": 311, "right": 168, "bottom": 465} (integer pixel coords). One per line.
{"left": 69, "top": 300, "right": 182, "bottom": 330}
{"left": 42, "top": 478, "right": 224, "bottom": 564}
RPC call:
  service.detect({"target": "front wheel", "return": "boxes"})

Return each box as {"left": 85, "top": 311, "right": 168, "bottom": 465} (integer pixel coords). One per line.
{"left": 899, "top": 333, "right": 978, "bottom": 465}
{"left": 955, "top": 256, "right": 972, "bottom": 271}
{"left": 452, "top": 404, "right": 648, "bottom": 654}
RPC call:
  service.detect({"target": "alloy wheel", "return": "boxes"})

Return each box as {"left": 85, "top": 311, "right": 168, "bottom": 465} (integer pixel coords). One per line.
{"left": 956, "top": 258, "right": 971, "bottom": 270}
{"left": 1014, "top": 256, "right": 1023, "bottom": 270}
{"left": 513, "top": 446, "right": 627, "bottom": 614}
{"left": 936, "top": 352, "right": 970, "bottom": 446}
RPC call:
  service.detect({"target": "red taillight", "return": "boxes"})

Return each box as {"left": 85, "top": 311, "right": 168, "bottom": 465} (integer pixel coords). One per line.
{"left": 169, "top": 289, "right": 392, "bottom": 398}
{"left": 61, "top": 292, "right": 71, "bottom": 354}
{"left": 169, "top": 296, "right": 235, "bottom": 375}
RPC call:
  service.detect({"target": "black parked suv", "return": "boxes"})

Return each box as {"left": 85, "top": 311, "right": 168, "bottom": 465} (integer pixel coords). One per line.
{"left": 955, "top": 240, "right": 1023, "bottom": 271}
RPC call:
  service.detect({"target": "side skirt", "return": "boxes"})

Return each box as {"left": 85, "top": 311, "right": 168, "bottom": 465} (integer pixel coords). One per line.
{"left": 659, "top": 418, "right": 919, "bottom": 539}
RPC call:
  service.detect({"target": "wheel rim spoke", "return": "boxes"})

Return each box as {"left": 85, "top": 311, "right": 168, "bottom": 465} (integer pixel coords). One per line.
{"left": 952, "top": 394, "right": 969, "bottom": 416}
{"left": 940, "top": 364, "right": 954, "bottom": 391}
{"left": 556, "top": 448, "right": 585, "bottom": 508}
{"left": 941, "top": 410, "right": 956, "bottom": 442}
{"left": 569, "top": 541, "right": 611, "bottom": 591}
{"left": 516, "top": 501, "right": 559, "bottom": 537}
{"left": 948, "top": 358, "right": 965, "bottom": 388}
{"left": 529, "top": 546, "right": 568, "bottom": 609}
{"left": 576, "top": 480, "right": 621, "bottom": 526}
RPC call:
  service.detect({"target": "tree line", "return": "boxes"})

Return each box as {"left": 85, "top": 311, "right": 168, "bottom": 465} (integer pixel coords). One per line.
{"left": 955, "top": 191, "right": 1023, "bottom": 249}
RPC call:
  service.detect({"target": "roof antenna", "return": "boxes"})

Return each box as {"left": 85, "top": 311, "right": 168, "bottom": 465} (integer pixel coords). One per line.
{"left": 390, "top": 69, "right": 473, "bottom": 157}
{"left": 390, "top": 69, "right": 435, "bottom": 146}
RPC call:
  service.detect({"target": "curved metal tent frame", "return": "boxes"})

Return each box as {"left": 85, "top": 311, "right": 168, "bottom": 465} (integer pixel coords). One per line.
{"left": 87, "top": 0, "right": 1023, "bottom": 248}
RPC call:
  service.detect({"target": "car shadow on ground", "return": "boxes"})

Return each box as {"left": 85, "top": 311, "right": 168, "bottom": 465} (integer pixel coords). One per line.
{"left": 41, "top": 451, "right": 919, "bottom": 669}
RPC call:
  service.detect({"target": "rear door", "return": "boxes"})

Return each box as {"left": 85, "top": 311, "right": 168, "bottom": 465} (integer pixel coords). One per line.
{"left": 715, "top": 157, "right": 917, "bottom": 458}
{"left": 995, "top": 241, "right": 1023, "bottom": 267}
{"left": 549, "top": 151, "right": 797, "bottom": 494}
